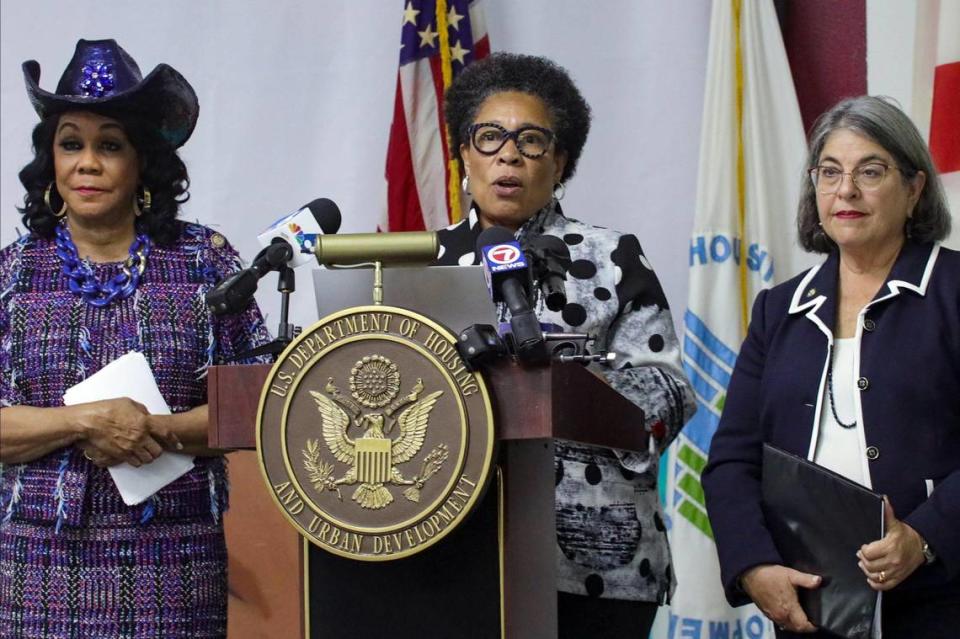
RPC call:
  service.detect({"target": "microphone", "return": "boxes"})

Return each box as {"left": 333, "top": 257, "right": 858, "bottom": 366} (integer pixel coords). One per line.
{"left": 476, "top": 226, "right": 546, "bottom": 361}
{"left": 524, "top": 234, "right": 571, "bottom": 312}
{"left": 257, "top": 198, "right": 341, "bottom": 267}
{"left": 206, "top": 198, "right": 341, "bottom": 315}
{"left": 205, "top": 269, "right": 260, "bottom": 316}
{"left": 476, "top": 226, "right": 529, "bottom": 308}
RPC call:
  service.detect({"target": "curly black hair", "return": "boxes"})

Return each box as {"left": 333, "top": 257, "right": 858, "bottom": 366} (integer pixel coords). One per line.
{"left": 17, "top": 106, "right": 190, "bottom": 245}
{"left": 444, "top": 53, "right": 591, "bottom": 183}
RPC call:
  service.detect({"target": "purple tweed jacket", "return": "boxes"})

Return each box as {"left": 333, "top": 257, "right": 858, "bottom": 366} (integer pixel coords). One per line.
{"left": 0, "top": 221, "right": 272, "bottom": 528}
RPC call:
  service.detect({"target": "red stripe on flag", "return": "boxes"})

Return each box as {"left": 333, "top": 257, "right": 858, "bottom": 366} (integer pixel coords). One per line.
{"left": 930, "top": 61, "right": 960, "bottom": 174}
{"left": 474, "top": 35, "right": 490, "bottom": 60}
{"left": 385, "top": 74, "right": 428, "bottom": 232}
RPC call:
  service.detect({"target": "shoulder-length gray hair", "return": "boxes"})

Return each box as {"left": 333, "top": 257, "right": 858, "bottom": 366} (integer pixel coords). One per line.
{"left": 797, "top": 96, "right": 952, "bottom": 253}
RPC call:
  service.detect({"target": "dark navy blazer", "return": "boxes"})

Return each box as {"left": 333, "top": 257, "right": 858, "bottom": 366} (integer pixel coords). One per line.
{"left": 702, "top": 241, "right": 960, "bottom": 607}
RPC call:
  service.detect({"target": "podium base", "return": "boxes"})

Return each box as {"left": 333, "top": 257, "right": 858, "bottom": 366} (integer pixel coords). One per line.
{"left": 306, "top": 480, "right": 501, "bottom": 638}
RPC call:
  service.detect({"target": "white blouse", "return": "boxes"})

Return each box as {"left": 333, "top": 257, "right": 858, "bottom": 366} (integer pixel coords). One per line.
{"left": 814, "top": 337, "right": 867, "bottom": 486}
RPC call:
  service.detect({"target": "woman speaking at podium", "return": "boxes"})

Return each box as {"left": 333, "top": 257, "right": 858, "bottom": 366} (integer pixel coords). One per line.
{"left": 434, "top": 52, "right": 696, "bottom": 637}
{"left": 0, "top": 40, "right": 269, "bottom": 638}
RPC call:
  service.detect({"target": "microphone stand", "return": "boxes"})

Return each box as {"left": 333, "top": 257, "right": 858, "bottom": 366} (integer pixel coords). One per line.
{"left": 275, "top": 263, "right": 297, "bottom": 346}
{"left": 233, "top": 265, "right": 300, "bottom": 361}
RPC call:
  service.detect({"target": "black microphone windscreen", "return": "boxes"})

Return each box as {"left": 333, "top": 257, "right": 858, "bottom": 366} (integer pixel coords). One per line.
{"left": 304, "top": 198, "right": 342, "bottom": 234}
{"left": 530, "top": 234, "right": 570, "bottom": 258}
{"left": 207, "top": 269, "right": 259, "bottom": 315}
{"left": 475, "top": 225, "right": 516, "bottom": 255}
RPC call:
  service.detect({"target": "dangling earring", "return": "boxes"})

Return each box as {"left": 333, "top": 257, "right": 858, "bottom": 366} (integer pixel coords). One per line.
{"left": 814, "top": 220, "right": 827, "bottom": 241}
{"left": 44, "top": 182, "right": 67, "bottom": 217}
{"left": 553, "top": 182, "right": 566, "bottom": 201}
{"left": 461, "top": 175, "right": 471, "bottom": 196}
{"left": 905, "top": 216, "right": 914, "bottom": 239}
{"left": 136, "top": 185, "right": 152, "bottom": 217}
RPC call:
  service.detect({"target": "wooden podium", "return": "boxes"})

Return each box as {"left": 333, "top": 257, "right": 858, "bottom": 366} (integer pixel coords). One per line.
{"left": 210, "top": 360, "right": 646, "bottom": 639}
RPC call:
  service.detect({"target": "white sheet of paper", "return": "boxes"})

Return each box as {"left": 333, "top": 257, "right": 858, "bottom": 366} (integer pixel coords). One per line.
{"left": 63, "top": 351, "right": 195, "bottom": 505}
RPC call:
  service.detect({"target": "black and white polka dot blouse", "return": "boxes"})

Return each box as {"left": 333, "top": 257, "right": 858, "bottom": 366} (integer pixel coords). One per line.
{"left": 435, "top": 202, "right": 697, "bottom": 604}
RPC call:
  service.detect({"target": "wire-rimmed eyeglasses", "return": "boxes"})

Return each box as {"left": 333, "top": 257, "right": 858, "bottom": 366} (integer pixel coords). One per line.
{"left": 809, "top": 163, "right": 900, "bottom": 194}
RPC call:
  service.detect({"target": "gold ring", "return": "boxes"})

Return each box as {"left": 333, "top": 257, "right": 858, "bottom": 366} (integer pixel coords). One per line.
{"left": 878, "top": 570, "right": 886, "bottom": 583}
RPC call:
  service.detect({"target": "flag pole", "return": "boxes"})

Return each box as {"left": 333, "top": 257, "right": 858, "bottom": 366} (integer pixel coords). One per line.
{"left": 436, "top": 0, "right": 464, "bottom": 224}
{"left": 734, "top": 0, "right": 748, "bottom": 338}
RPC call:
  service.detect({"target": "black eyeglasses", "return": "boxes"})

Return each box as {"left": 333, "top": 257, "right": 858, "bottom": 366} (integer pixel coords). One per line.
{"left": 468, "top": 122, "right": 555, "bottom": 158}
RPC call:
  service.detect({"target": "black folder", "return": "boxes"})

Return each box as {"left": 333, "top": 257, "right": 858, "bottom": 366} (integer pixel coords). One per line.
{"left": 761, "top": 444, "right": 883, "bottom": 639}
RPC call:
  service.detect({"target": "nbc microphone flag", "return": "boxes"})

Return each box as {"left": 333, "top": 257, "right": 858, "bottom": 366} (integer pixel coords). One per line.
{"left": 384, "top": 0, "right": 489, "bottom": 232}
{"left": 658, "top": 0, "right": 816, "bottom": 637}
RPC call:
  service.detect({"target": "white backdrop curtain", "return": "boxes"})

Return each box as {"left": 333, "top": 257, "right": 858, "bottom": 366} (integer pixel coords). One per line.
{"left": 0, "top": 0, "right": 711, "bottom": 330}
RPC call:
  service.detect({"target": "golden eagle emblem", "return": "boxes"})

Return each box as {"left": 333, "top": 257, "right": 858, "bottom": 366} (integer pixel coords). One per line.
{"left": 302, "top": 355, "right": 449, "bottom": 509}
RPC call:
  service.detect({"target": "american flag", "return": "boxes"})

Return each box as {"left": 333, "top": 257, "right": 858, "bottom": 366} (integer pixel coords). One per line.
{"left": 384, "top": 0, "right": 490, "bottom": 232}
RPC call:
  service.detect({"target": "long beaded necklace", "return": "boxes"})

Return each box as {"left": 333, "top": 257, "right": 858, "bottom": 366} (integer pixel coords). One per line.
{"left": 826, "top": 344, "right": 857, "bottom": 429}
{"left": 54, "top": 221, "right": 151, "bottom": 308}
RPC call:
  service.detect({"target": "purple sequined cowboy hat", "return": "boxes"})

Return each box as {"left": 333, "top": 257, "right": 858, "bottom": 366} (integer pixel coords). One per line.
{"left": 22, "top": 38, "right": 199, "bottom": 148}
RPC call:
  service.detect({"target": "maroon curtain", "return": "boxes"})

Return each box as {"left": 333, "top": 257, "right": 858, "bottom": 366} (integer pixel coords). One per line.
{"left": 776, "top": 0, "right": 867, "bottom": 135}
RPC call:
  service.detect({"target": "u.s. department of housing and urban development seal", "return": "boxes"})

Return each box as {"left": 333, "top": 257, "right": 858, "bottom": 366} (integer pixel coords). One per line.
{"left": 257, "top": 306, "right": 495, "bottom": 561}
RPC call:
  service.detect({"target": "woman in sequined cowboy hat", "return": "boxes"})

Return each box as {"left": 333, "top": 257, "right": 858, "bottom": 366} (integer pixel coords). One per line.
{"left": 0, "top": 39, "right": 270, "bottom": 639}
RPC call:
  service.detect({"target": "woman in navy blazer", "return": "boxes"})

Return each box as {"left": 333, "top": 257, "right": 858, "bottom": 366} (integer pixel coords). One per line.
{"left": 702, "top": 96, "right": 958, "bottom": 637}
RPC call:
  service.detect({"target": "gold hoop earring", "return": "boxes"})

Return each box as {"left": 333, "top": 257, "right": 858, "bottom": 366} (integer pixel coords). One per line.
{"left": 136, "top": 185, "right": 152, "bottom": 217}
{"left": 44, "top": 182, "right": 67, "bottom": 217}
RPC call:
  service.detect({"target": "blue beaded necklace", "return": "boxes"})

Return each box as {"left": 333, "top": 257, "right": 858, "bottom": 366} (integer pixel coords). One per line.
{"left": 54, "top": 222, "right": 151, "bottom": 308}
